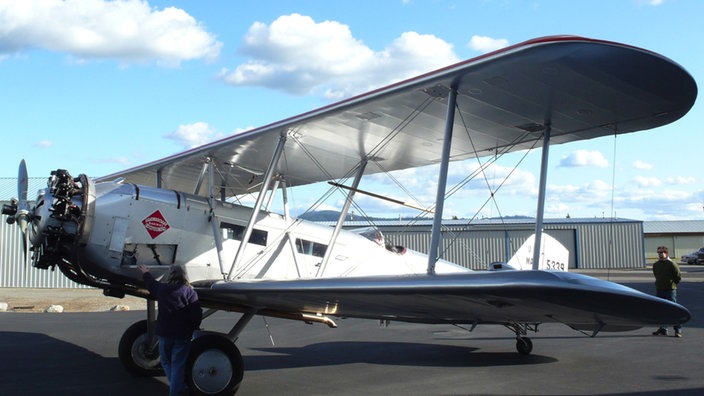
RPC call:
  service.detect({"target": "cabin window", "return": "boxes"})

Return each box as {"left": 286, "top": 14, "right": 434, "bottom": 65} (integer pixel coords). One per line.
{"left": 295, "top": 238, "right": 327, "bottom": 258}
{"left": 221, "top": 222, "right": 268, "bottom": 246}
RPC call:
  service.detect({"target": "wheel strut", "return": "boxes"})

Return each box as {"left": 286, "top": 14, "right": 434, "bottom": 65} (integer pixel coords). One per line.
{"left": 505, "top": 322, "right": 538, "bottom": 355}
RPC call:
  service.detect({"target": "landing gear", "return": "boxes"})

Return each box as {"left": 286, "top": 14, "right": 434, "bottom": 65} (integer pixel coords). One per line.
{"left": 187, "top": 333, "right": 244, "bottom": 396}
{"left": 506, "top": 322, "right": 538, "bottom": 355}
{"left": 118, "top": 320, "right": 163, "bottom": 376}
{"left": 118, "top": 320, "right": 245, "bottom": 395}
{"left": 516, "top": 336, "right": 533, "bottom": 355}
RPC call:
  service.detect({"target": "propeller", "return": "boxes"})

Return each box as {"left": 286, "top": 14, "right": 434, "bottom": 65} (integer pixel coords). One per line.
{"left": 1, "top": 160, "right": 32, "bottom": 258}
{"left": 17, "top": 159, "right": 30, "bottom": 225}
{"left": 17, "top": 160, "right": 31, "bottom": 257}
{"left": 2, "top": 160, "right": 31, "bottom": 258}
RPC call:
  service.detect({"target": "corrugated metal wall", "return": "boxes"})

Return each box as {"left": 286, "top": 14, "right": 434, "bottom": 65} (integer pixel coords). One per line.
{"left": 0, "top": 215, "right": 88, "bottom": 288}
{"left": 443, "top": 229, "right": 509, "bottom": 268}
{"left": 376, "top": 220, "right": 643, "bottom": 270}
{"left": 381, "top": 227, "right": 513, "bottom": 270}
{"left": 546, "top": 221, "right": 645, "bottom": 269}
{"left": 644, "top": 236, "right": 704, "bottom": 262}
{"left": 379, "top": 224, "right": 546, "bottom": 269}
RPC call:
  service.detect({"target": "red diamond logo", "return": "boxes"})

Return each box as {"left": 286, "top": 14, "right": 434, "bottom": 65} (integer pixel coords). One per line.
{"left": 142, "top": 210, "right": 170, "bottom": 239}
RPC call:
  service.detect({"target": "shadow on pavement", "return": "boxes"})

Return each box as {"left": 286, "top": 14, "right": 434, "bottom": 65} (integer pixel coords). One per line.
{"left": 0, "top": 331, "right": 167, "bottom": 396}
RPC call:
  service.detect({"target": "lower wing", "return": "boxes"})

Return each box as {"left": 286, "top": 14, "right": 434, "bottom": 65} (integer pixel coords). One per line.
{"left": 193, "top": 271, "right": 689, "bottom": 334}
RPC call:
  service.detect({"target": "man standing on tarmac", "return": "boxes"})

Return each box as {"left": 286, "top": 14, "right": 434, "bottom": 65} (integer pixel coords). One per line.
{"left": 139, "top": 264, "right": 202, "bottom": 396}
{"left": 652, "top": 246, "right": 683, "bottom": 337}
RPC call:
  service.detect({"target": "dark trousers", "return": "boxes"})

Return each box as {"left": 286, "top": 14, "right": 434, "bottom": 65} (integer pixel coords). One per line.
{"left": 656, "top": 289, "right": 682, "bottom": 333}
{"left": 160, "top": 336, "right": 191, "bottom": 396}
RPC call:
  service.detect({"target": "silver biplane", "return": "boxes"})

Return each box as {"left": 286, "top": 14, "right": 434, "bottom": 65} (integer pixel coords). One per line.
{"left": 2, "top": 36, "right": 696, "bottom": 395}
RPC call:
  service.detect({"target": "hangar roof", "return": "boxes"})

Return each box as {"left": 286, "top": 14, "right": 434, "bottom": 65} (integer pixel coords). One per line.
{"left": 643, "top": 220, "right": 704, "bottom": 234}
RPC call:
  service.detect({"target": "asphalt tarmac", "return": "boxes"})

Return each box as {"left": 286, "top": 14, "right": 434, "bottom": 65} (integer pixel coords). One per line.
{"left": 2, "top": 269, "right": 703, "bottom": 396}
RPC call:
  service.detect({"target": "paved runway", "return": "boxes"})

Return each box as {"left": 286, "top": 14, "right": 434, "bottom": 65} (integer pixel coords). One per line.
{"left": 2, "top": 270, "right": 703, "bottom": 395}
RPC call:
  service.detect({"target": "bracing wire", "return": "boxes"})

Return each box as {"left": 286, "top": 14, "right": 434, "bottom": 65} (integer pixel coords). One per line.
{"left": 240, "top": 90, "right": 556, "bottom": 269}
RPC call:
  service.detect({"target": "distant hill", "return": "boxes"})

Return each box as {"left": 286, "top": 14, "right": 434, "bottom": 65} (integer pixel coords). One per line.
{"left": 297, "top": 210, "right": 349, "bottom": 222}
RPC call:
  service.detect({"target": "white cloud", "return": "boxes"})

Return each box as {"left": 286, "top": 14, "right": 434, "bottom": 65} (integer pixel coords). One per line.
{"left": 545, "top": 202, "right": 570, "bottom": 218}
{"left": 449, "top": 161, "right": 536, "bottom": 197}
{"left": 617, "top": 188, "right": 694, "bottom": 219}
{"left": 684, "top": 201, "right": 704, "bottom": 214}
{"left": 165, "top": 122, "right": 223, "bottom": 148}
{"left": 219, "top": 14, "right": 458, "bottom": 98}
{"left": 0, "top": 0, "right": 221, "bottom": 66}
{"left": 549, "top": 179, "right": 612, "bottom": 203}
{"left": 558, "top": 150, "right": 609, "bottom": 168}
{"left": 634, "top": 175, "right": 661, "bottom": 188}
{"left": 635, "top": 0, "right": 665, "bottom": 5}
{"left": 632, "top": 160, "right": 653, "bottom": 170}
{"left": 33, "top": 140, "right": 53, "bottom": 148}
{"left": 667, "top": 176, "right": 696, "bottom": 185}
{"left": 231, "top": 126, "right": 255, "bottom": 135}
{"left": 467, "top": 35, "right": 509, "bottom": 53}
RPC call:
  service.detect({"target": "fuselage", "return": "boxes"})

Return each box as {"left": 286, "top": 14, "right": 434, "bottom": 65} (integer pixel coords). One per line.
{"left": 25, "top": 171, "right": 467, "bottom": 295}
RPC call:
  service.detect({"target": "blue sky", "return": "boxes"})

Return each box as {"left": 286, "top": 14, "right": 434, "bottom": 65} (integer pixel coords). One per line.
{"left": 1, "top": 0, "right": 702, "bottom": 221}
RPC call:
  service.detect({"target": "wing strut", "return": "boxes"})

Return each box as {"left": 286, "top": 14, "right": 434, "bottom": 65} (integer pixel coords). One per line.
{"left": 227, "top": 132, "right": 288, "bottom": 280}
{"left": 427, "top": 83, "right": 458, "bottom": 276}
{"left": 194, "top": 160, "right": 209, "bottom": 195}
{"left": 280, "top": 177, "right": 290, "bottom": 220}
{"left": 531, "top": 124, "right": 551, "bottom": 270}
{"left": 265, "top": 176, "right": 282, "bottom": 211}
{"left": 317, "top": 159, "right": 368, "bottom": 277}
{"left": 206, "top": 157, "right": 227, "bottom": 278}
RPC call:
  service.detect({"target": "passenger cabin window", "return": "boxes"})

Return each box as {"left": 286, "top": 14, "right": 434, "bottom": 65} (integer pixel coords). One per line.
{"left": 221, "top": 222, "right": 268, "bottom": 246}
{"left": 295, "top": 238, "right": 327, "bottom": 258}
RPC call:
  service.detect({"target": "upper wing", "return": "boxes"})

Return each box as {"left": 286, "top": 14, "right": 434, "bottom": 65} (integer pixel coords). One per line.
{"left": 193, "top": 271, "right": 690, "bottom": 332}
{"left": 97, "top": 35, "right": 697, "bottom": 197}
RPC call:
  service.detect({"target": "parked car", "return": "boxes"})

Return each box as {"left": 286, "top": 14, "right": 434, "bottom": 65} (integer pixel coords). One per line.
{"left": 681, "top": 247, "right": 704, "bottom": 264}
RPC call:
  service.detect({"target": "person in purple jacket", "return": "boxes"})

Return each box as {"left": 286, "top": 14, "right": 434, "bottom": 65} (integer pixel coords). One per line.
{"left": 139, "top": 264, "right": 202, "bottom": 396}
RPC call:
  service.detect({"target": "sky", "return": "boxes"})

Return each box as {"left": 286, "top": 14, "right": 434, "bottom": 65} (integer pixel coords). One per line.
{"left": 1, "top": 0, "right": 702, "bottom": 222}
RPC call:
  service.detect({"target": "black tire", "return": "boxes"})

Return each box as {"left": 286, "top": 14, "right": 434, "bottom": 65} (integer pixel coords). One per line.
{"left": 516, "top": 337, "right": 533, "bottom": 355}
{"left": 187, "top": 333, "right": 244, "bottom": 396}
{"left": 118, "top": 320, "right": 163, "bottom": 376}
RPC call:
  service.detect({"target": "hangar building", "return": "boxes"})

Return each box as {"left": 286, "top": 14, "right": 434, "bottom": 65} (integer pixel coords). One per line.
{"left": 338, "top": 217, "right": 645, "bottom": 270}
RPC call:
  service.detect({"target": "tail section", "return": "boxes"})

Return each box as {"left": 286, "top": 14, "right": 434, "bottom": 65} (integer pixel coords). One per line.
{"left": 490, "top": 234, "right": 569, "bottom": 271}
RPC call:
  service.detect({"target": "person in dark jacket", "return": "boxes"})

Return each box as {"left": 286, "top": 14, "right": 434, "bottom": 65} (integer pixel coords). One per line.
{"left": 139, "top": 264, "right": 202, "bottom": 396}
{"left": 651, "top": 246, "right": 683, "bottom": 337}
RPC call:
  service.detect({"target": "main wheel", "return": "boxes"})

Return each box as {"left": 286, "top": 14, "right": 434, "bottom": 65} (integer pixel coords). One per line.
{"left": 187, "top": 333, "right": 244, "bottom": 396}
{"left": 516, "top": 336, "right": 533, "bottom": 355}
{"left": 118, "top": 320, "right": 163, "bottom": 376}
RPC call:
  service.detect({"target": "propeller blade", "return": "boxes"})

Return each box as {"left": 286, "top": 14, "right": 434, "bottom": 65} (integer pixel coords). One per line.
{"left": 16, "top": 160, "right": 31, "bottom": 259}
{"left": 18, "top": 159, "right": 28, "bottom": 203}
{"left": 21, "top": 223, "right": 29, "bottom": 261}
{"left": 17, "top": 214, "right": 28, "bottom": 236}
